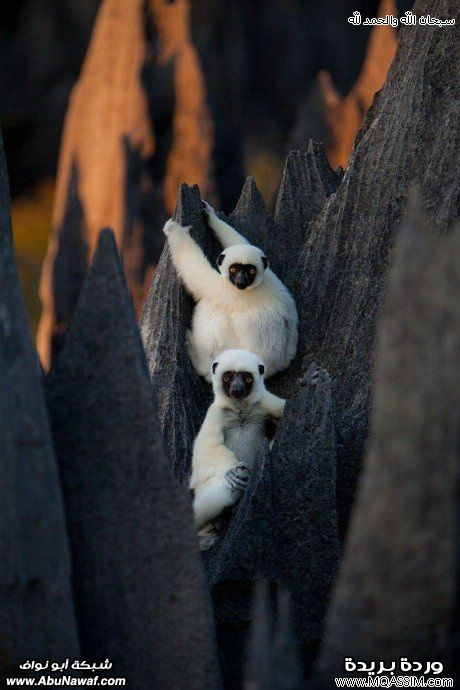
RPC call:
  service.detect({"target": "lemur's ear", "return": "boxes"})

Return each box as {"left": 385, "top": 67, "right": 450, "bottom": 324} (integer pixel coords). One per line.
{"left": 212, "top": 362, "right": 219, "bottom": 375}
{"left": 258, "top": 364, "right": 265, "bottom": 376}
{"left": 262, "top": 256, "right": 268, "bottom": 269}
{"left": 217, "top": 253, "right": 225, "bottom": 266}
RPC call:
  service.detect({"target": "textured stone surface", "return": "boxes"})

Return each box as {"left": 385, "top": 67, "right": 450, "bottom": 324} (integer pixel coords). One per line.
{"left": 318, "top": 197, "right": 460, "bottom": 678}
{"left": 228, "top": 149, "right": 340, "bottom": 399}
{"left": 46, "top": 229, "right": 220, "bottom": 689}
{"left": 294, "top": 0, "right": 460, "bottom": 531}
{"left": 272, "top": 589, "right": 304, "bottom": 690}
{"left": 245, "top": 582, "right": 303, "bottom": 690}
{"left": 274, "top": 143, "right": 343, "bottom": 287}
{"left": 230, "top": 144, "right": 342, "bottom": 293}
{"left": 245, "top": 581, "right": 275, "bottom": 690}
{"left": 202, "top": 366, "right": 338, "bottom": 683}
{"left": 0, "top": 133, "right": 79, "bottom": 668}
{"left": 273, "top": 367, "right": 339, "bottom": 670}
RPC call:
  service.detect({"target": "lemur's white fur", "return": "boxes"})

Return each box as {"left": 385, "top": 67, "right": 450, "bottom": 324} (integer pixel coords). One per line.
{"left": 163, "top": 202, "right": 298, "bottom": 382}
{"left": 190, "top": 349, "right": 285, "bottom": 533}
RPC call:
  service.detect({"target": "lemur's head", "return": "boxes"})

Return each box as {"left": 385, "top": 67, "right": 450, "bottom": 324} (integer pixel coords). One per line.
{"left": 216, "top": 244, "right": 268, "bottom": 290}
{"left": 211, "top": 349, "right": 266, "bottom": 403}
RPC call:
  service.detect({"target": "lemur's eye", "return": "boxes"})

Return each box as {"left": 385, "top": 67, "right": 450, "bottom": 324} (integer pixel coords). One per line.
{"left": 229, "top": 266, "right": 237, "bottom": 274}
{"left": 244, "top": 374, "right": 253, "bottom": 384}
{"left": 249, "top": 268, "right": 256, "bottom": 275}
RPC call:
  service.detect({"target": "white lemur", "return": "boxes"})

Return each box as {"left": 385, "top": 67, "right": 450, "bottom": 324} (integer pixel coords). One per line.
{"left": 190, "top": 349, "right": 286, "bottom": 548}
{"left": 163, "top": 202, "right": 298, "bottom": 382}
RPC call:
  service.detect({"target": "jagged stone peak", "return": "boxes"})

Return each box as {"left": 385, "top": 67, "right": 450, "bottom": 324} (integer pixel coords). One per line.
{"left": 48, "top": 226, "right": 147, "bottom": 382}
{"left": 46, "top": 225, "right": 220, "bottom": 688}
{"left": 0, "top": 130, "right": 79, "bottom": 665}
{"left": 318, "top": 196, "right": 459, "bottom": 676}
{"left": 274, "top": 143, "right": 341, "bottom": 226}
{"left": 227, "top": 175, "right": 278, "bottom": 262}
{"left": 232, "top": 175, "right": 269, "bottom": 223}
{"left": 173, "top": 183, "right": 203, "bottom": 226}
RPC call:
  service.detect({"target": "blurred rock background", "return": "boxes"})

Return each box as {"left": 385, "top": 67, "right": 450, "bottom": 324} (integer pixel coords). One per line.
{"left": 0, "top": 0, "right": 410, "bottom": 342}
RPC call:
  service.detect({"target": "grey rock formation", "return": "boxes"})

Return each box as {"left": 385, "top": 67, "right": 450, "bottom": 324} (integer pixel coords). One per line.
{"left": 273, "top": 366, "right": 339, "bottom": 670}
{"left": 318, "top": 196, "right": 460, "bottom": 678}
{"left": 204, "top": 366, "right": 338, "bottom": 683}
{"left": 46, "top": 229, "right": 220, "bottom": 689}
{"left": 244, "top": 581, "right": 275, "bottom": 690}
{"left": 0, "top": 132, "right": 79, "bottom": 668}
{"left": 244, "top": 582, "right": 303, "bottom": 690}
{"left": 274, "top": 144, "right": 343, "bottom": 292}
{"left": 272, "top": 589, "right": 305, "bottom": 690}
{"left": 293, "top": 0, "right": 459, "bottom": 531}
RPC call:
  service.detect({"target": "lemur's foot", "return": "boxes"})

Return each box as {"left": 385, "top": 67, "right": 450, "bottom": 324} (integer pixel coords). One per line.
{"left": 163, "top": 218, "right": 191, "bottom": 236}
{"left": 199, "top": 533, "right": 219, "bottom": 551}
{"left": 197, "top": 523, "right": 220, "bottom": 551}
{"left": 224, "top": 464, "right": 250, "bottom": 494}
{"left": 297, "top": 364, "right": 320, "bottom": 387}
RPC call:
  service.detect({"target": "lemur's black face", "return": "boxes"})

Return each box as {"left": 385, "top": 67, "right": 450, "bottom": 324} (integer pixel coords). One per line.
{"left": 228, "top": 263, "right": 257, "bottom": 290}
{"left": 221, "top": 370, "right": 254, "bottom": 399}
{"left": 216, "top": 253, "right": 268, "bottom": 290}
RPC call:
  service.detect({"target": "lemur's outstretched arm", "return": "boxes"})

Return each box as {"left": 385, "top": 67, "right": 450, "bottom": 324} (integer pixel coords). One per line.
{"left": 190, "top": 404, "right": 246, "bottom": 530}
{"left": 260, "top": 390, "right": 286, "bottom": 419}
{"left": 163, "top": 219, "right": 221, "bottom": 301}
{"left": 203, "top": 201, "right": 249, "bottom": 248}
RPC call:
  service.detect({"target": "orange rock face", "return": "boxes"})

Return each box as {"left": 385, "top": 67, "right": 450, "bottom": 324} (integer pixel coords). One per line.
{"left": 37, "top": 0, "right": 214, "bottom": 369}
{"left": 317, "top": 0, "right": 398, "bottom": 169}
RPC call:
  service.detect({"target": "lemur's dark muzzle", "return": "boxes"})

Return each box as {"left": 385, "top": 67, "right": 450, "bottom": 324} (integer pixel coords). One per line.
{"left": 229, "top": 374, "right": 247, "bottom": 398}
{"left": 234, "top": 270, "right": 251, "bottom": 290}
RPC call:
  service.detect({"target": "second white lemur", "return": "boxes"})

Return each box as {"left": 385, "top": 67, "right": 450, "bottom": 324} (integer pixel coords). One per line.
{"left": 163, "top": 202, "right": 298, "bottom": 382}
{"left": 190, "top": 349, "right": 286, "bottom": 547}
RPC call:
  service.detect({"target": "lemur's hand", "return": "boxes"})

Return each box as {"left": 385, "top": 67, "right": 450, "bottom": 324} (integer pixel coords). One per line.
{"left": 224, "top": 464, "right": 250, "bottom": 495}
{"left": 201, "top": 200, "right": 216, "bottom": 223}
{"left": 163, "top": 219, "right": 191, "bottom": 237}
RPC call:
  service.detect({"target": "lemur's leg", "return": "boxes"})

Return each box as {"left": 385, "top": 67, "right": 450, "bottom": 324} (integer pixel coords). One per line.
{"left": 197, "top": 505, "right": 239, "bottom": 552}
{"left": 202, "top": 201, "right": 249, "bottom": 248}
{"left": 163, "top": 219, "right": 221, "bottom": 300}
{"left": 191, "top": 405, "right": 247, "bottom": 528}
{"left": 193, "top": 467, "right": 249, "bottom": 531}
{"left": 261, "top": 390, "right": 286, "bottom": 419}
